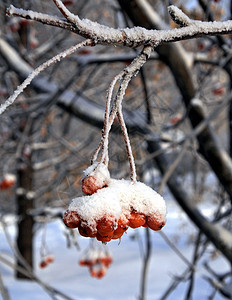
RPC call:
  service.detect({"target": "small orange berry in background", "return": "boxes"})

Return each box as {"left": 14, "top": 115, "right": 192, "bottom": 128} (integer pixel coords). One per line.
{"left": 79, "top": 258, "right": 96, "bottom": 267}
{"left": 63, "top": 210, "right": 80, "bottom": 228}
{"left": 100, "top": 256, "right": 113, "bottom": 268}
{"left": 39, "top": 255, "right": 54, "bottom": 269}
{"left": 45, "top": 254, "right": 54, "bottom": 264}
{"left": 147, "top": 214, "right": 166, "bottom": 231}
{"left": 79, "top": 259, "right": 86, "bottom": 266}
{"left": 96, "top": 267, "right": 106, "bottom": 279}
{"left": 39, "top": 260, "right": 48, "bottom": 269}
{"left": 0, "top": 174, "right": 16, "bottom": 190}
{"left": 212, "top": 86, "right": 225, "bottom": 96}
{"left": 90, "top": 263, "right": 106, "bottom": 279}
{"left": 128, "top": 211, "right": 146, "bottom": 228}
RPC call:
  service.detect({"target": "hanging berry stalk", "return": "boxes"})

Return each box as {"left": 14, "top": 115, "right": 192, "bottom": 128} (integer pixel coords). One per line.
{"left": 63, "top": 45, "right": 166, "bottom": 242}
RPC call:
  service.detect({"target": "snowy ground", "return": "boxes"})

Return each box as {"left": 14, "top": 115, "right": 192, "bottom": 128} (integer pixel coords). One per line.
{"left": 0, "top": 199, "right": 229, "bottom": 300}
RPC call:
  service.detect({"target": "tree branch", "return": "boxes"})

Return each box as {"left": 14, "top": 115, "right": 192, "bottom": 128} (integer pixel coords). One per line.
{"left": 6, "top": 3, "right": 232, "bottom": 48}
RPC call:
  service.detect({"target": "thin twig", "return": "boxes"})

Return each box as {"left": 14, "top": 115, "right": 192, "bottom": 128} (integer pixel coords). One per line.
{"left": 139, "top": 228, "right": 151, "bottom": 300}
{"left": 0, "top": 39, "right": 93, "bottom": 114}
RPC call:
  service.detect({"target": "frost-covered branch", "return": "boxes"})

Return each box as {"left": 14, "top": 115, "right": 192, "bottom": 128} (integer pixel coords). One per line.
{"left": 6, "top": 5, "right": 77, "bottom": 32}
{"left": 6, "top": 3, "right": 232, "bottom": 48}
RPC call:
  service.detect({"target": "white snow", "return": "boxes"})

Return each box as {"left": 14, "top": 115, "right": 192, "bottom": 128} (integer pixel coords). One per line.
{"left": 109, "top": 179, "right": 166, "bottom": 217}
{"left": 2, "top": 174, "right": 16, "bottom": 182}
{"left": 69, "top": 187, "right": 122, "bottom": 223}
{"left": 82, "top": 162, "right": 111, "bottom": 187}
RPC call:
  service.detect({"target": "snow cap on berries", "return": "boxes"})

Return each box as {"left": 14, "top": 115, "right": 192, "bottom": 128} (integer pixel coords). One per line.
{"left": 83, "top": 162, "right": 110, "bottom": 184}
{"left": 69, "top": 186, "right": 122, "bottom": 226}
{"left": 69, "top": 178, "right": 166, "bottom": 227}
{"left": 82, "top": 162, "right": 111, "bottom": 195}
{"left": 109, "top": 179, "right": 166, "bottom": 219}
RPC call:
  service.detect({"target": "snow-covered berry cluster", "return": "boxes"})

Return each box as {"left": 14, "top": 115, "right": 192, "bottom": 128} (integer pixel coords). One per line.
{"left": 79, "top": 246, "right": 113, "bottom": 279}
{"left": 63, "top": 163, "right": 166, "bottom": 242}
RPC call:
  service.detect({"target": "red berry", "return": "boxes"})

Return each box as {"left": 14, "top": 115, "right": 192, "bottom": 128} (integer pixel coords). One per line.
{"left": 79, "top": 258, "right": 96, "bottom": 267}
{"left": 79, "top": 259, "right": 86, "bottom": 266}
{"left": 96, "top": 231, "right": 113, "bottom": 242}
{"left": 96, "top": 268, "right": 106, "bottom": 279}
{"left": 0, "top": 174, "right": 16, "bottom": 190}
{"left": 39, "top": 260, "right": 48, "bottom": 269}
{"left": 100, "top": 256, "right": 113, "bottom": 267}
{"left": 82, "top": 176, "right": 100, "bottom": 195}
{"left": 147, "top": 214, "right": 166, "bottom": 231}
{"left": 212, "top": 86, "right": 225, "bottom": 96}
{"left": 45, "top": 255, "right": 54, "bottom": 264}
{"left": 90, "top": 263, "right": 106, "bottom": 279}
{"left": 112, "top": 215, "right": 129, "bottom": 239}
{"left": 63, "top": 210, "right": 80, "bottom": 228}
{"left": 78, "top": 222, "right": 97, "bottom": 238}
{"left": 112, "top": 228, "right": 124, "bottom": 239}
{"left": 97, "top": 216, "right": 116, "bottom": 235}
{"left": 128, "top": 211, "right": 146, "bottom": 228}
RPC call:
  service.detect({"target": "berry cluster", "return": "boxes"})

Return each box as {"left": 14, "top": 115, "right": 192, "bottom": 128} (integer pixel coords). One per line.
{"left": 63, "top": 163, "right": 166, "bottom": 242}
{"left": 39, "top": 254, "right": 55, "bottom": 269}
{"left": 79, "top": 246, "right": 113, "bottom": 279}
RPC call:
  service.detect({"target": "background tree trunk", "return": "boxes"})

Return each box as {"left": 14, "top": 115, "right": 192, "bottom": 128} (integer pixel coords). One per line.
{"left": 16, "top": 147, "right": 34, "bottom": 279}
